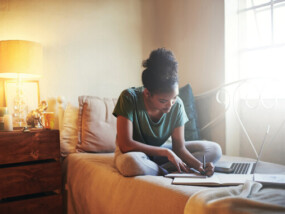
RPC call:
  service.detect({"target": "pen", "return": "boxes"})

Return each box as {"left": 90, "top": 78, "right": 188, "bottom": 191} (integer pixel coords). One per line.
{"left": 201, "top": 155, "right": 206, "bottom": 175}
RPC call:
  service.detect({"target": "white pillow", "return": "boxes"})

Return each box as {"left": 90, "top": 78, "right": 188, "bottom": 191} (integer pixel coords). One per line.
{"left": 60, "top": 103, "right": 79, "bottom": 157}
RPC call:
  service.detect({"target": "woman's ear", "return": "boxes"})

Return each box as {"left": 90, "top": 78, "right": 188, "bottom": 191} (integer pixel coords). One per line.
{"left": 144, "top": 88, "right": 153, "bottom": 97}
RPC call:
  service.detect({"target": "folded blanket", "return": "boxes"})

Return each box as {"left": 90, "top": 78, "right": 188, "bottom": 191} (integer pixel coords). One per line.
{"left": 184, "top": 181, "right": 285, "bottom": 214}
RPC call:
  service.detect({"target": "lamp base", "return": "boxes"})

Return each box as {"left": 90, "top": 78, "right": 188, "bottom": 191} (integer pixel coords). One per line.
{"left": 12, "top": 74, "right": 28, "bottom": 128}
{"left": 13, "top": 117, "right": 27, "bottom": 128}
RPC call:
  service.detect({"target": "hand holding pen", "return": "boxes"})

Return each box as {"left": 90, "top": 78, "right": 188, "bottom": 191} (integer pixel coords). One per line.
{"left": 199, "top": 155, "right": 214, "bottom": 176}
{"left": 200, "top": 155, "right": 206, "bottom": 175}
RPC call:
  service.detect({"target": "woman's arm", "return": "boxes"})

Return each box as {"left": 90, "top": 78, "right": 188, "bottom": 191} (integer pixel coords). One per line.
{"left": 117, "top": 116, "right": 189, "bottom": 172}
{"left": 171, "top": 126, "right": 214, "bottom": 176}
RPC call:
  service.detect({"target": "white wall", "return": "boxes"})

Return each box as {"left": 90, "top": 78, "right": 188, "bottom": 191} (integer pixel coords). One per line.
{"left": 141, "top": 0, "right": 225, "bottom": 95}
{"left": 239, "top": 100, "right": 285, "bottom": 165}
{"left": 0, "top": 0, "right": 143, "bottom": 106}
{"left": 0, "top": 0, "right": 225, "bottom": 103}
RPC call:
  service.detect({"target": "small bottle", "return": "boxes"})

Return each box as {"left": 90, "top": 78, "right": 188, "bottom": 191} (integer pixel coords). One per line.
{"left": 4, "top": 114, "right": 13, "bottom": 131}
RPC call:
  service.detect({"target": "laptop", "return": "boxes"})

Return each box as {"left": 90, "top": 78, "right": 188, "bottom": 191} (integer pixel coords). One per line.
{"left": 214, "top": 126, "right": 270, "bottom": 175}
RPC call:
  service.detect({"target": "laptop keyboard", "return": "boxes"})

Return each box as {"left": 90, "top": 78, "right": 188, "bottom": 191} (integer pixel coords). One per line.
{"left": 231, "top": 163, "right": 252, "bottom": 174}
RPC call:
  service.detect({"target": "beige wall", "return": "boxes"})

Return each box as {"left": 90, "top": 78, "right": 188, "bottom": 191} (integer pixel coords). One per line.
{"left": 0, "top": 0, "right": 225, "bottom": 148}
{"left": 141, "top": 0, "right": 225, "bottom": 150}
{"left": 0, "top": 0, "right": 143, "bottom": 106}
{"left": 0, "top": 0, "right": 224, "bottom": 102}
{"left": 239, "top": 100, "right": 285, "bottom": 165}
{"left": 141, "top": 0, "right": 225, "bottom": 94}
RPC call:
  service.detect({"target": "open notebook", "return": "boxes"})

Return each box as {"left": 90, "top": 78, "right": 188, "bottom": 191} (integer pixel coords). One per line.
{"left": 172, "top": 173, "right": 285, "bottom": 186}
{"left": 172, "top": 174, "right": 252, "bottom": 186}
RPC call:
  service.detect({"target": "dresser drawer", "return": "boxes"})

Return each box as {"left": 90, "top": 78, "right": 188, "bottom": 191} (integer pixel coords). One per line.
{"left": 0, "top": 161, "right": 61, "bottom": 199}
{"left": 0, "top": 193, "right": 63, "bottom": 214}
{"left": 0, "top": 130, "right": 60, "bottom": 165}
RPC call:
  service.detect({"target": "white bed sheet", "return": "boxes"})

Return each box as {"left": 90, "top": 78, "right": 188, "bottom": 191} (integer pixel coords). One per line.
{"left": 62, "top": 153, "right": 285, "bottom": 214}
{"left": 63, "top": 153, "right": 206, "bottom": 214}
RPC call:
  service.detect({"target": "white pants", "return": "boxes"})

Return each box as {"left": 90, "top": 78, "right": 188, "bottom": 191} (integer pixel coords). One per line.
{"left": 114, "top": 140, "right": 222, "bottom": 177}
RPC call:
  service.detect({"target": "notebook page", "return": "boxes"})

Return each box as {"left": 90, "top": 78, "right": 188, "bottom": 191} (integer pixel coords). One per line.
{"left": 165, "top": 173, "right": 206, "bottom": 178}
{"left": 172, "top": 175, "right": 221, "bottom": 185}
{"left": 254, "top": 174, "right": 285, "bottom": 184}
{"left": 172, "top": 174, "right": 253, "bottom": 186}
{"left": 217, "top": 174, "right": 253, "bottom": 185}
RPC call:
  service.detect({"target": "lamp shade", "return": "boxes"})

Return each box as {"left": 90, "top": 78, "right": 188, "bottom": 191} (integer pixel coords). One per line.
{"left": 0, "top": 40, "right": 43, "bottom": 78}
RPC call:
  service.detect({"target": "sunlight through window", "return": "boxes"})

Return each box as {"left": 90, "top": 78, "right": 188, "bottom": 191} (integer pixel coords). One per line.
{"left": 227, "top": 0, "right": 285, "bottom": 98}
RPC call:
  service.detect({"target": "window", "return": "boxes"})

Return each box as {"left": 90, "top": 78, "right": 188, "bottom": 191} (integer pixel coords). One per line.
{"left": 238, "top": 0, "right": 285, "bottom": 79}
{"left": 225, "top": 0, "right": 285, "bottom": 161}
{"left": 226, "top": 0, "right": 285, "bottom": 98}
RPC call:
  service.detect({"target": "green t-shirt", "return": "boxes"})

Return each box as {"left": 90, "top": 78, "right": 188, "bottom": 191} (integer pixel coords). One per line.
{"left": 113, "top": 87, "right": 189, "bottom": 147}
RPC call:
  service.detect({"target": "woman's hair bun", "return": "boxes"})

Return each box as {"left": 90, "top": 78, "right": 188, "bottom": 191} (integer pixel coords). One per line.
{"left": 142, "top": 48, "right": 177, "bottom": 71}
{"left": 142, "top": 59, "right": 149, "bottom": 68}
{"left": 141, "top": 48, "right": 178, "bottom": 93}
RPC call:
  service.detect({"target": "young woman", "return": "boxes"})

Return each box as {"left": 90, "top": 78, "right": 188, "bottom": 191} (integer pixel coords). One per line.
{"left": 113, "top": 48, "right": 222, "bottom": 177}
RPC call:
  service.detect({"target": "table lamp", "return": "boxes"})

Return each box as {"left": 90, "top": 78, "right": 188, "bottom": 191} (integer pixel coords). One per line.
{"left": 0, "top": 40, "right": 43, "bottom": 127}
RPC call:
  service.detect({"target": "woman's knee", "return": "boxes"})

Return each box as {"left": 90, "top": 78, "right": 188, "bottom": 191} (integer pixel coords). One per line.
{"left": 208, "top": 141, "right": 222, "bottom": 163}
{"left": 115, "top": 152, "right": 144, "bottom": 176}
{"left": 115, "top": 152, "right": 160, "bottom": 176}
{"left": 185, "top": 140, "right": 222, "bottom": 163}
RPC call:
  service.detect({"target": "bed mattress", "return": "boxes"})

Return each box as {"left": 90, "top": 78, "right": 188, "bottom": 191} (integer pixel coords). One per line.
{"left": 63, "top": 153, "right": 285, "bottom": 214}
{"left": 62, "top": 153, "right": 207, "bottom": 214}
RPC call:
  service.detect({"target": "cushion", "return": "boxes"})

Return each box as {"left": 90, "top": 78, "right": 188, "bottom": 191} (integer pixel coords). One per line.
{"left": 77, "top": 96, "right": 117, "bottom": 153}
{"left": 179, "top": 84, "right": 200, "bottom": 141}
{"left": 60, "top": 103, "right": 79, "bottom": 157}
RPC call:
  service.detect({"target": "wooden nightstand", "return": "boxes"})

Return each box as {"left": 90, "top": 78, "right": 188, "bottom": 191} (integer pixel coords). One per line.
{"left": 0, "top": 129, "right": 63, "bottom": 214}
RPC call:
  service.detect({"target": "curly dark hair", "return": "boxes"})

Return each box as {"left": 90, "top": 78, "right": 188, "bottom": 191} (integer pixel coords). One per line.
{"left": 142, "top": 48, "right": 178, "bottom": 94}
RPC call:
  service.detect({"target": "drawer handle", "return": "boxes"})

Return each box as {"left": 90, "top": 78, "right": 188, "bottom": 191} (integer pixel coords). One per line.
{"left": 30, "top": 150, "right": 39, "bottom": 159}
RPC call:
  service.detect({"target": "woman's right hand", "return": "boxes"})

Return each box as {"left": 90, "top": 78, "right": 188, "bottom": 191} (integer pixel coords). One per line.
{"left": 164, "top": 149, "right": 190, "bottom": 173}
{"left": 197, "top": 162, "right": 214, "bottom": 177}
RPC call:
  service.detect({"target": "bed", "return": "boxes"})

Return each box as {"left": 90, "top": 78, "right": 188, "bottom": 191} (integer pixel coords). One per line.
{"left": 56, "top": 80, "right": 285, "bottom": 214}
